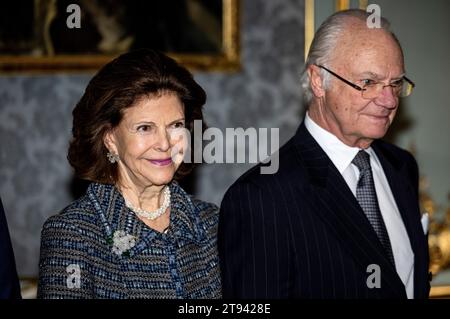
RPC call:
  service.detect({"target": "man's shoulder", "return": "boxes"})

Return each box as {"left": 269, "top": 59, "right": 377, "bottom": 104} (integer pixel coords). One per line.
{"left": 226, "top": 136, "right": 303, "bottom": 193}
{"left": 374, "top": 139, "right": 417, "bottom": 166}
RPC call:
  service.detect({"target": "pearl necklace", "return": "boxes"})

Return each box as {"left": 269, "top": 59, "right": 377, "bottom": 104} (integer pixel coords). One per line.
{"left": 125, "top": 186, "right": 171, "bottom": 220}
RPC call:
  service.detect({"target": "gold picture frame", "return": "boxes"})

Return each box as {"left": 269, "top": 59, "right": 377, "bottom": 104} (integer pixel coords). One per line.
{"left": 0, "top": 0, "right": 240, "bottom": 74}
{"left": 304, "top": 0, "right": 367, "bottom": 59}
{"left": 304, "top": 0, "right": 450, "bottom": 299}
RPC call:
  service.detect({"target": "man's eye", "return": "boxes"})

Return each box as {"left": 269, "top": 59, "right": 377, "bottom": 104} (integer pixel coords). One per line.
{"left": 361, "top": 79, "right": 377, "bottom": 86}
{"left": 390, "top": 79, "right": 404, "bottom": 87}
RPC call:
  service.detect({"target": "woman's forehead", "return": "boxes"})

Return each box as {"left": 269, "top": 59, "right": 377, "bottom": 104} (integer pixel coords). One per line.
{"left": 121, "top": 95, "right": 184, "bottom": 121}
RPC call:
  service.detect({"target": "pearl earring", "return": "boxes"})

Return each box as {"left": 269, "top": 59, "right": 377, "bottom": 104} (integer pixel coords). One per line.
{"left": 107, "top": 151, "right": 119, "bottom": 163}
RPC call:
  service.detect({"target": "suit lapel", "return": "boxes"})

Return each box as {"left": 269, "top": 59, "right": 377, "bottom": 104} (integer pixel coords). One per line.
{"left": 371, "top": 141, "right": 428, "bottom": 298}
{"left": 371, "top": 142, "right": 420, "bottom": 256}
{"left": 292, "top": 123, "right": 406, "bottom": 297}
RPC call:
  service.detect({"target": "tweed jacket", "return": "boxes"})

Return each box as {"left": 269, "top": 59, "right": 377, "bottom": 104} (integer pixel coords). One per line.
{"left": 37, "top": 181, "right": 221, "bottom": 299}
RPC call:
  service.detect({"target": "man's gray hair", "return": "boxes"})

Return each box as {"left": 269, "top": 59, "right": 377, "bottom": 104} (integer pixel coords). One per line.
{"left": 300, "top": 9, "right": 401, "bottom": 105}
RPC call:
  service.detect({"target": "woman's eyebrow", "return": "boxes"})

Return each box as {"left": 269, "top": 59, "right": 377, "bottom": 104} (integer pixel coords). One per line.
{"left": 168, "top": 118, "right": 185, "bottom": 125}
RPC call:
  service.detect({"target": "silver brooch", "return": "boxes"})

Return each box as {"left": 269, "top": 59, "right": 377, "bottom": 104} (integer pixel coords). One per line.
{"left": 111, "top": 230, "right": 136, "bottom": 256}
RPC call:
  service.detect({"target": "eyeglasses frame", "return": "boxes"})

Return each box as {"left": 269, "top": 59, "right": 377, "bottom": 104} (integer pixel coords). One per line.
{"left": 315, "top": 64, "right": 415, "bottom": 98}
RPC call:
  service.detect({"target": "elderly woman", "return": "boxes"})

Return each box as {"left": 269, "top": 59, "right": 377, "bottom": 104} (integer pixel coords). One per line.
{"left": 37, "top": 49, "right": 221, "bottom": 299}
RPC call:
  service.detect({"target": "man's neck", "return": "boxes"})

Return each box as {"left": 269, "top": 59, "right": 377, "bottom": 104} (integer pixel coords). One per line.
{"left": 307, "top": 104, "right": 373, "bottom": 149}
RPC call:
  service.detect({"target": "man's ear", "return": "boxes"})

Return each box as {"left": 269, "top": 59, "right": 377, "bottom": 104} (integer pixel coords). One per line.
{"left": 103, "top": 130, "right": 118, "bottom": 154}
{"left": 308, "top": 65, "right": 326, "bottom": 98}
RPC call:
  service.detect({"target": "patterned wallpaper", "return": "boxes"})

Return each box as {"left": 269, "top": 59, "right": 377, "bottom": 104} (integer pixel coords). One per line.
{"left": 0, "top": 0, "right": 305, "bottom": 276}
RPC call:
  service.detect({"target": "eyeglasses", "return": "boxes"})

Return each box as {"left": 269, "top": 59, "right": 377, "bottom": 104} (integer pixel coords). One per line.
{"left": 316, "top": 65, "right": 415, "bottom": 99}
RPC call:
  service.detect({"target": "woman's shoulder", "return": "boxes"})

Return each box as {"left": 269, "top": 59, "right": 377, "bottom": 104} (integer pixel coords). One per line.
{"left": 172, "top": 181, "right": 218, "bottom": 218}
{"left": 42, "top": 194, "right": 97, "bottom": 234}
{"left": 190, "top": 197, "right": 219, "bottom": 230}
{"left": 191, "top": 198, "right": 219, "bottom": 214}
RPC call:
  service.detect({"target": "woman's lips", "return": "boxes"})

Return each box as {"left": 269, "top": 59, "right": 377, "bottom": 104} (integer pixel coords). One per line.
{"left": 148, "top": 158, "right": 173, "bottom": 166}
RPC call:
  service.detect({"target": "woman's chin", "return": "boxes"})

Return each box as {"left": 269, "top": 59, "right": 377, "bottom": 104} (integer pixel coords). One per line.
{"left": 145, "top": 171, "right": 176, "bottom": 187}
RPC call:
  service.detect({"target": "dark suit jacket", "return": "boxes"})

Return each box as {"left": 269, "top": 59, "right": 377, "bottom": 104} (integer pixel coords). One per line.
{"left": 0, "top": 198, "right": 21, "bottom": 299}
{"left": 218, "top": 123, "right": 430, "bottom": 298}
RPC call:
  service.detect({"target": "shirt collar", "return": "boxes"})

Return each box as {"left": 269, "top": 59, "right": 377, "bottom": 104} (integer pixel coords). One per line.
{"left": 304, "top": 112, "right": 374, "bottom": 173}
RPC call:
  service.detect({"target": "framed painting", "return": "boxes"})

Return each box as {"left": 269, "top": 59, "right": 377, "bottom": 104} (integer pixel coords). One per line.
{"left": 0, "top": 0, "right": 240, "bottom": 73}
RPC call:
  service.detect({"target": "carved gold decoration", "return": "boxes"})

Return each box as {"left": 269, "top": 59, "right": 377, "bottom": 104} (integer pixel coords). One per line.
{"left": 336, "top": 0, "right": 350, "bottom": 11}
{"left": 430, "top": 285, "right": 450, "bottom": 299}
{"left": 421, "top": 178, "right": 450, "bottom": 275}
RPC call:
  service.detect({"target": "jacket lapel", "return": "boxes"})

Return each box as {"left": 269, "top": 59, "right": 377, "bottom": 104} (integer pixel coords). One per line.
{"left": 292, "top": 123, "right": 406, "bottom": 297}
{"left": 371, "top": 141, "right": 429, "bottom": 298}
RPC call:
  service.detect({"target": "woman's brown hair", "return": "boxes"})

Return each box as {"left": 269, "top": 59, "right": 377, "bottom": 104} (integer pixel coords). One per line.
{"left": 68, "top": 49, "right": 206, "bottom": 184}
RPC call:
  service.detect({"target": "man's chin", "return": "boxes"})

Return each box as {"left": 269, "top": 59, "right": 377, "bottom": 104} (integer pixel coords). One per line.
{"left": 364, "top": 129, "right": 389, "bottom": 140}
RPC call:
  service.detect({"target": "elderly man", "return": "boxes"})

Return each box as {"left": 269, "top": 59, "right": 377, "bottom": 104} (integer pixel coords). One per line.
{"left": 218, "top": 9, "right": 430, "bottom": 298}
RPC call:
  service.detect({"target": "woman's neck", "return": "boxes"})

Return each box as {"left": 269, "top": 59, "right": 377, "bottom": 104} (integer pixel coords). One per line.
{"left": 119, "top": 181, "right": 171, "bottom": 233}
{"left": 118, "top": 179, "right": 167, "bottom": 212}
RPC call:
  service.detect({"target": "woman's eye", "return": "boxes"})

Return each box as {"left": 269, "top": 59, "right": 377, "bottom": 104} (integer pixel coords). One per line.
{"left": 173, "top": 121, "right": 185, "bottom": 129}
{"left": 136, "top": 125, "right": 153, "bottom": 132}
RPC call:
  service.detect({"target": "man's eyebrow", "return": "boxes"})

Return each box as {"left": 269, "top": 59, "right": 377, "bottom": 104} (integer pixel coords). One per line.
{"left": 391, "top": 73, "right": 406, "bottom": 80}
{"left": 357, "top": 71, "right": 406, "bottom": 80}
{"left": 357, "top": 71, "right": 382, "bottom": 79}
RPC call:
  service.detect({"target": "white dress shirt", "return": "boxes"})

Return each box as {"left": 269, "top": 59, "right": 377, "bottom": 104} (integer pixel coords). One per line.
{"left": 304, "top": 112, "right": 415, "bottom": 298}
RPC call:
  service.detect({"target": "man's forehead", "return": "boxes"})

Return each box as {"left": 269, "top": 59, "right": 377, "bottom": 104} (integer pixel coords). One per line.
{"left": 339, "top": 29, "right": 396, "bottom": 50}
{"left": 332, "top": 28, "right": 404, "bottom": 68}
{"left": 341, "top": 51, "right": 405, "bottom": 75}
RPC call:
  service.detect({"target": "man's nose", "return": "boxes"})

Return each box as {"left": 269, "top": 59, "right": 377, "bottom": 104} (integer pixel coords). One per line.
{"left": 375, "top": 85, "right": 398, "bottom": 109}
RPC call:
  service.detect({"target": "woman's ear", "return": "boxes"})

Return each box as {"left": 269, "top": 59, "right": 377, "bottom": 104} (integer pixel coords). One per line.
{"left": 308, "top": 65, "right": 326, "bottom": 98}
{"left": 103, "top": 130, "right": 118, "bottom": 154}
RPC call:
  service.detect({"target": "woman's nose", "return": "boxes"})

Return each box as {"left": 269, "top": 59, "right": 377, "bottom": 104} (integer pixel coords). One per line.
{"left": 155, "top": 128, "right": 171, "bottom": 152}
